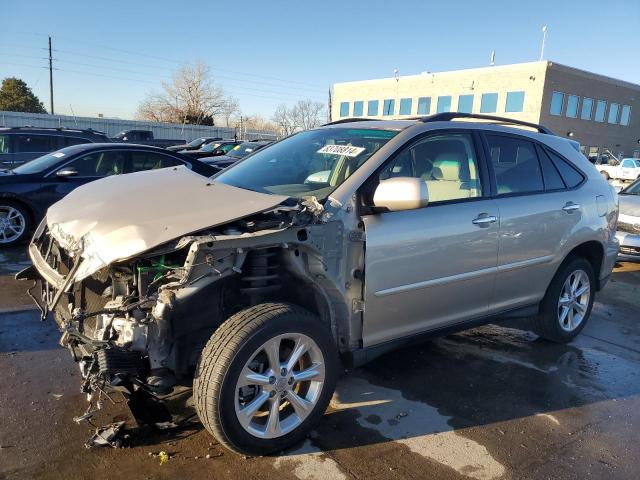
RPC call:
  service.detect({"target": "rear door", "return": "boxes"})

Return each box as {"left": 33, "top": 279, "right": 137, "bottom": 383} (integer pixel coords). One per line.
{"left": 482, "top": 132, "right": 585, "bottom": 312}
{"left": 362, "top": 131, "right": 499, "bottom": 346}
{"left": 10, "top": 134, "right": 58, "bottom": 166}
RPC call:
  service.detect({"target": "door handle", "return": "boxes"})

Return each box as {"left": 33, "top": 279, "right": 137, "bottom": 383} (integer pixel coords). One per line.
{"left": 562, "top": 202, "right": 581, "bottom": 213}
{"left": 472, "top": 214, "right": 497, "bottom": 227}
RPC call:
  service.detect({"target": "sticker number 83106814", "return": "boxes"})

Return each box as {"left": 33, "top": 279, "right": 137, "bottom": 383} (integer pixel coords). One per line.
{"left": 317, "top": 145, "right": 366, "bottom": 157}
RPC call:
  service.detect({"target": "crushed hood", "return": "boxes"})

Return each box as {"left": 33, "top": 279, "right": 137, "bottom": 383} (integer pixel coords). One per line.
{"left": 47, "top": 166, "right": 288, "bottom": 280}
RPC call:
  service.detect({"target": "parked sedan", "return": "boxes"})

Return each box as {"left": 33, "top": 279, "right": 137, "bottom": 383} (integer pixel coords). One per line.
{"left": 0, "top": 143, "right": 216, "bottom": 246}
{"left": 179, "top": 140, "right": 240, "bottom": 160}
{"left": 616, "top": 178, "right": 640, "bottom": 260}
{"left": 166, "top": 136, "right": 223, "bottom": 152}
{"left": 200, "top": 140, "right": 273, "bottom": 170}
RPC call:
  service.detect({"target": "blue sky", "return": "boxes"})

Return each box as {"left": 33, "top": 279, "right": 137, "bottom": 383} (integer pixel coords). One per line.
{"left": 1, "top": 0, "right": 638, "bottom": 120}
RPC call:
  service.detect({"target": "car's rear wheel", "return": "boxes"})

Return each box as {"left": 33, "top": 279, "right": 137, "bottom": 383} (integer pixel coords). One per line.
{"left": 531, "top": 256, "right": 595, "bottom": 342}
{"left": 194, "top": 303, "right": 337, "bottom": 456}
{"left": 0, "top": 201, "right": 31, "bottom": 247}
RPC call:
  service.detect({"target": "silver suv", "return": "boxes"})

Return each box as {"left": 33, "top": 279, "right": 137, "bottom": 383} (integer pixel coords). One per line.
{"left": 21, "top": 113, "right": 619, "bottom": 455}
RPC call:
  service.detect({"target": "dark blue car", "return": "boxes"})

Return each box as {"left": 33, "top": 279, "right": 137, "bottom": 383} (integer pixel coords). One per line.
{"left": 0, "top": 143, "right": 216, "bottom": 246}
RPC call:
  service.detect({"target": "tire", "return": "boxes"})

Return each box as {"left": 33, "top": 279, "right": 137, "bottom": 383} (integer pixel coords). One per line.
{"left": 194, "top": 302, "right": 338, "bottom": 456}
{"left": 531, "top": 256, "right": 595, "bottom": 343}
{"left": 600, "top": 171, "right": 610, "bottom": 180}
{"left": 0, "top": 200, "right": 32, "bottom": 247}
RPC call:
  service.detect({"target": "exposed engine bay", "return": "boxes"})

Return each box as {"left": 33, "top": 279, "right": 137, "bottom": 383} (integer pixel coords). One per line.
{"left": 21, "top": 195, "right": 363, "bottom": 427}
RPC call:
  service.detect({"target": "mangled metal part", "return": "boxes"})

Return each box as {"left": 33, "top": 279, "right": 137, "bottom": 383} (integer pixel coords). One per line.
{"left": 84, "top": 421, "right": 127, "bottom": 449}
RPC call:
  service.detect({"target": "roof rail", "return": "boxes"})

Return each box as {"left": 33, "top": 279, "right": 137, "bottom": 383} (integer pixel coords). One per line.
{"left": 414, "top": 113, "right": 554, "bottom": 135}
{"left": 5, "top": 125, "right": 108, "bottom": 135}
{"left": 323, "top": 118, "right": 379, "bottom": 126}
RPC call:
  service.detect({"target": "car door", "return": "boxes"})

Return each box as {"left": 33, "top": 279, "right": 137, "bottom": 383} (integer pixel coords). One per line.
{"left": 361, "top": 131, "right": 499, "bottom": 347}
{"left": 126, "top": 150, "right": 184, "bottom": 173}
{"left": 10, "top": 134, "right": 57, "bottom": 166}
{"left": 41, "top": 149, "right": 128, "bottom": 205}
{"left": 483, "top": 132, "right": 585, "bottom": 312}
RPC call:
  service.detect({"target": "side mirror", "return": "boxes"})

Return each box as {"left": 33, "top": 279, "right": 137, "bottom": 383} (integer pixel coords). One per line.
{"left": 56, "top": 168, "right": 78, "bottom": 178}
{"left": 373, "top": 177, "right": 429, "bottom": 212}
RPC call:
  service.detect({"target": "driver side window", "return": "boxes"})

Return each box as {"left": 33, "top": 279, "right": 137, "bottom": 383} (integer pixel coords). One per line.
{"left": 380, "top": 133, "right": 482, "bottom": 203}
{"left": 62, "top": 151, "right": 127, "bottom": 177}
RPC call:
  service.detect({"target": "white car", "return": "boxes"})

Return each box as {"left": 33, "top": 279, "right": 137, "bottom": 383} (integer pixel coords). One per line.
{"left": 596, "top": 157, "right": 640, "bottom": 181}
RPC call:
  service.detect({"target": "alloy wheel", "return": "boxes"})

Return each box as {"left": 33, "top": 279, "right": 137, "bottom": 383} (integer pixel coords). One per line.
{"left": 0, "top": 206, "right": 26, "bottom": 244}
{"left": 557, "top": 269, "right": 591, "bottom": 332}
{"left": 234, "top": 333, "right": 325, "bottom": 439}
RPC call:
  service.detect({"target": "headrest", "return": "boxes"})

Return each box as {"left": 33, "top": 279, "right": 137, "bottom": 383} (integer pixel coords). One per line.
{"left": 433, "top": 153, "right": 465, "bottom": 180}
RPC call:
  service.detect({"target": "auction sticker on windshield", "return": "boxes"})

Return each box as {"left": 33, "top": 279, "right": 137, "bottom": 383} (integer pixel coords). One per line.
{"left": 317, "top": 145, "right": 366, "bottom": 157}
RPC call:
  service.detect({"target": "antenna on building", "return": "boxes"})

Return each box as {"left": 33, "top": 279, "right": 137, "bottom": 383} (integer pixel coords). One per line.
{"left": 540, "top": 26, "right": 548, "bottom": 61}
{"left": 490, "top": 50, "right": 496, "bottom": 66}
{"left": 394, "top": 69, "right": 399, "bottom": 82}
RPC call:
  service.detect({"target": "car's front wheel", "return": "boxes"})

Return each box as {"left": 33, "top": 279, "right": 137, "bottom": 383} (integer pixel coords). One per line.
{"left": 531, "top": 256, "right": 595, "bottom": 342}
{"left": 0, "top": 201, "right": 31, "bottom": 247}
{"left": 194, "top": 303, "right": 338, "bottom": 455}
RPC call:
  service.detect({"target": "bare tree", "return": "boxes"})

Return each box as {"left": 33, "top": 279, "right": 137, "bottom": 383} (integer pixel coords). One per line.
{"left": 137, "top": 61, "right": 228, "bottom": 125}
{"left": 243, "top": 113, "right": 278, "bottom": 133}
{"left": 291, "top": 99, "right": 326, "bottom": 131}
{"left": 217, "top": 97, "right": 240, "bottom": 127}
{"left": 271, "top": 103, "right": 297, "bottom": 137}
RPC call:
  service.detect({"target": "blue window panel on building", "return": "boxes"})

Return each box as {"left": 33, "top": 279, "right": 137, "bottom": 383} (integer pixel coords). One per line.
{"left": 457, "top": 94, "right": 474, "bottom": 113}
{"left": 505, "top": 91, "right": 525, "bottom": 112}
{"left": 620, "top": 105, "right": 631, "bottom": 126}
{"left": 550, "top": 92, "right": 564, "bottom": 116}
{"left": 340, "top": 102, "right": 349, "bottom": 117}
{"left": 383, "top": 99, "right": 395, "bottom": 116}
{"left": 581, "top": 98, "right": 593, "bottom": 120}
{"left": 399, "top": 98, "right": 412, "bottom": 115}
{"left": 566, "top": 95, "right": 579, "bottom": 118}
{"left": 437, "top": 96, "right": 452, "bottom": 113}
{"left": 417, "top": 97, "right": 431, "bottom": 115}
{"left": 595, "top": 100, "right": 607, "bottom": 122}
{"left": 480, "top": 93, "right": 498, "bottom": 113}
{"left": 353, "top": 101, "right": 364, "bottom": 116}
{"left": 368, "top": 100, "right": 379, "bottom": 116}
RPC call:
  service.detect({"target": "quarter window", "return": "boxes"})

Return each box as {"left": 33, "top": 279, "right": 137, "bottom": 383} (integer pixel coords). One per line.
{"left": 544, "top": 149, "right": 584, "bottom": 188}
{"left": 0, "top": 135, "right": 9, "bottom": 153}
{"left": 368, "top": 100, "right": 379, "bottom": 116}
{"left": 537, "top": 147, "right": 565, "bottom": 190}
{"left": 383, "top": 99, "right": 395, "bottom": 116}
{"left": 580, "top": 98, "right": 593, "bottom": 120}
{"left": 486, "top": 134, "right": 543, "bottom": 194}
{"left": 505, "top": 91, "right": 525, "bottom": 113}
{"left": 436, "top": 96, "right": 452, "bottom": 113}
{"left": 550, "top": 92, "right": 564, "bottom": 116}
{"left": 480, "top": 93, "right": 498, "bottom": 113}
{"left": 379, "top": 132, "right": 481, "bottom": 203}
{"left": 595, "top": 100, "right": 607, "bottom": 122}
{"left": 399, "top": 98, "right": 412, "bottom": 115}
{"left": 608, "top": 103, "right": 620, "bottom": 124}
{"left": 620, "top": 105, "right": 631, "bottom": 126}
{"left": 339, "top": 102, "right": 349, "bottom": 118}
{"left": 417, "top": 97, "right": 431, "bottom": 115}
{"left": 457, "top": 94, "right": 474, "bottom": 113}
{"left": 353, "top": 101, "right": 364, "bottom": 117}
{"left": 566, "top": 95, "right": 579, "bottom": 118}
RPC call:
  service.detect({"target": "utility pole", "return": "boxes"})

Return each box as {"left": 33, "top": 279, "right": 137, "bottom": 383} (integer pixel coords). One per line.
{"left": 48, "top": 36, "right": 54, "bottom": 114}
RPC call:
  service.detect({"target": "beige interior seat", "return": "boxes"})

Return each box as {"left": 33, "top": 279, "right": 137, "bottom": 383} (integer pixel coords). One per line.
{"left": 426, "top": 153, "right": 477, "bottom": 202}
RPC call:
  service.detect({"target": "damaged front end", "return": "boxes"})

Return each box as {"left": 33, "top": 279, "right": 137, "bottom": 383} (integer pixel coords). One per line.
{"left": 22, "top": 194, "right": 358, "bottom": 427}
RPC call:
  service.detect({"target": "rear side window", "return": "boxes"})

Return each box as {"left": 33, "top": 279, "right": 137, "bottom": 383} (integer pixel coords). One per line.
{"left": 13, "top": 134, "right": 56, "bottom": 153}
{"left": 544, "top": 149, "right": 584, "bottom": 188}
{"left": 486, "top": 134, "right": 543, "bottom": 194}
{"left": 536, "top": 146, "right": 565, "bottom": 190}
{"left": 130, "top": 151, "right": 182, "bottom": 172}
{"left": 63, "top": 136, "right": 90, "bottom": 147}
{"left": 0, "top": 135, "right": 9, "bottom": 153}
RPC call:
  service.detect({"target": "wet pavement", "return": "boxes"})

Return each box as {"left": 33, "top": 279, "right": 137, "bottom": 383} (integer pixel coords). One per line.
{"left": 1, "top": 245, "right": 639, "bottom": 480}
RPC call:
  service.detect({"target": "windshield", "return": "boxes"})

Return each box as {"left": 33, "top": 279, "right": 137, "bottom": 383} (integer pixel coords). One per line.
{"left": 215, "top": 128, "right": 398, "bottom": 200}
{"left": 201, "top": 142, "right": 222, "bottom": 152}
{"left": 187, "top": 137, "right": 206, "bottom": 147}
{"left": 13, "top": 149, "right": 71, "bottom": 174}
{"left": 227, "top": 143, "right": 258, "bottom": 159}
{"left": 621, "top": 178, "right": 640, "bottom": 195}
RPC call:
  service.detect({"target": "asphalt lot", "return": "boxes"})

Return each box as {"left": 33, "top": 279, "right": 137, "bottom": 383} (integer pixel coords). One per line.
{"left": 1, "top": 246, "right": 639, "bottom": 480}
